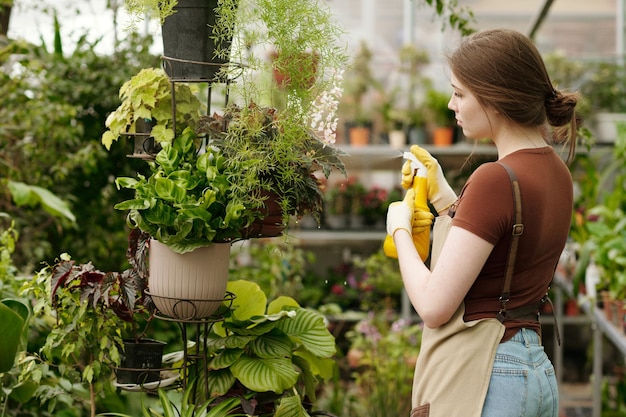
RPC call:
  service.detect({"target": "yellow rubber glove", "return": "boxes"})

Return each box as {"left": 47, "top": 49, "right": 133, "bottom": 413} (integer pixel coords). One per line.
{"left": 412, "top": 209, "right": 435, "bottom": 235}
{"left": 402, "top": 145, "right": 457, "bottom": 213}
{"left": 386, "top": 188, "right": 415, "bottom": 238}
{"left": 384, "top": 187, "right": 434, "bottom": 261}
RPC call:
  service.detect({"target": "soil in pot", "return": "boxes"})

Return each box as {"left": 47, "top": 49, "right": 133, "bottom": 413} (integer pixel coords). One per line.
{"left": 117, "top": 339, "right": 166, "bottom": 385}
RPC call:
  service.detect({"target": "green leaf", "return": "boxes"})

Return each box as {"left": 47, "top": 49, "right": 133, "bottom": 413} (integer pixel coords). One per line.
{"left": 206, "top": 368, "right": 236, "bottom": 397}
{"left": 7, "top": 180, "right": 76, "bottom": 223}
{"left": 274, "top": 395, "right": 309, "bottom": 417}
{"left": 9, "top": 380, "right": 39, "bottom": 403}
{"left": 154, "top": 177, "right": 187, "bottom": 203}
{"left": 0, "top": 300, "right": 27, "bottom": 372}
{"left": 268, "top": 296, "right": 300, "bottom": 314}
{"left": 114, "top": 198, "right": 151, "bottom": 211}
{"left": 227, "top": 280, "right": 267, "bottom": 321}
{"left": 249, "top": 331, "right": 294, "bottom": 358}
{"left": 276, "top": 308, "right": 336, "bottom": 358}
{"left": 231, "top": 355, "right": 298, "bottom": 393}
{"left": 155, "top": 142, "right": 180, "bottom": 173}
{"left": 209, "top": 348, "right": 244, "bottom": 370}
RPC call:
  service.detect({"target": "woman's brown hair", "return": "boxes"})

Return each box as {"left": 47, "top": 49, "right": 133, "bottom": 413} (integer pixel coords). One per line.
{"left": 447, "top": 29, "right": 579, "bottom": 162}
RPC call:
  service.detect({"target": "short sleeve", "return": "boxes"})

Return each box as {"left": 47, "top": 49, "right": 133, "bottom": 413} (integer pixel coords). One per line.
{"left": 452, "top": 163, "right": 514, "bottom": 245}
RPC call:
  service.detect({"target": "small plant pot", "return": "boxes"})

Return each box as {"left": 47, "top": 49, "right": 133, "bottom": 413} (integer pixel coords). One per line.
{"left": 128, "top": 118, "right": 160, "bottom": 159}
{"left": 349, "top": 126, "right": 370, "bottom": 147}
{"left": 432, "top": 126, "right": 454, "bottom": 147}
{"left": 117, "top": 339, "right": 166, "bottom": 385}
{"left": 388, "top": 130, "right": 407, "bottom": 149}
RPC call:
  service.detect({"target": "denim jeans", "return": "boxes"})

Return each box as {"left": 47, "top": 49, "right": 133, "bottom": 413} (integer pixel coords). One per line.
{"left": 481, "top": 328, "right": 559, "bottom": 417}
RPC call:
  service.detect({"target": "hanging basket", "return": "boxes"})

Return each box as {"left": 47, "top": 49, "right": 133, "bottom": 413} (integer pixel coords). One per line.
{"left": 161, "top": 0, "right": 235, "bottom": 82}
{"left": 148, "top": 240, "right": 230, "bottom": 320}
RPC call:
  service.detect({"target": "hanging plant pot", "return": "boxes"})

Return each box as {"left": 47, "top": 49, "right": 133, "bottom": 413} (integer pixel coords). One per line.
{"left": 270, "top": 51, "right": 319, "bottom": 90}
{"left": 148, "top": 240, "right": 230, "bottom": 320}
{"left": 161, "top": 0, "right": 236, "bottom": 81}
{"left": 116, "top": 338, "right": 166, "bottom": 385}
{"left": 241, "top": 190, "right": 285, "bottom": 238}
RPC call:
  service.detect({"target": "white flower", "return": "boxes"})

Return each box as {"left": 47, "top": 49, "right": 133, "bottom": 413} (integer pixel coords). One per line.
{"left": 309, "top": 69, "right": 344, "bottom": 145}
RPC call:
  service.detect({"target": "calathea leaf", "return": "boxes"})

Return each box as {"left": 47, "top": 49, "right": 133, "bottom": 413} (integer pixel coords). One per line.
{"left": 231, "top": 356, "right": 298, "bottom": 393}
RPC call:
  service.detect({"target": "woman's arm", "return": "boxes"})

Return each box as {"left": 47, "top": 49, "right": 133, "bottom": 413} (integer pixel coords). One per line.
{"left": 393, "top": 225, "right": 494, "bottom": 328}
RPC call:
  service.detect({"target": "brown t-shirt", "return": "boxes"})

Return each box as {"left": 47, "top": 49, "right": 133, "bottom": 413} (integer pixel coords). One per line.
{"left": 452, "top": 147, "right": 573, "bottom": 342}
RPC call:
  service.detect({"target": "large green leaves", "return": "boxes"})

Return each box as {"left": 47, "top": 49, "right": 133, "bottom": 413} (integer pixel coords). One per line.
{"left": 206, "top": 280, "right": 337, "bottom": 402}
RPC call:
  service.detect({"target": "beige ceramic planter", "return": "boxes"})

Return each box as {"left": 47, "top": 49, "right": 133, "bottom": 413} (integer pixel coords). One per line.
{"left": 149, "top": 240, "right": 230, "bottom": 320}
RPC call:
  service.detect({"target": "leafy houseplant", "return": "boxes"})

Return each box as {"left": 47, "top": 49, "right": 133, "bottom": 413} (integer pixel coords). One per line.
{"left": 202, "top": 279, "right": 337, "bottom": 416}
{"left": 196, "top": 101, "right": 347, "bottom": 228}
{"left": 101, "top": 67, "right": 203, "bottom": 155}
{"left": 107, "top": 0, "right": 349, "bottom": 234}
{"left": 580, "top": 61, "right": 626, "bottom": 142}
{"left": 424, "top": 88, "right": 455, "bottom": 146}
{"left": 114, "top": 128, "right": 252, "bottom": 254}
{"left": 107, "top": 0, "right": 349, "bottom": 320}
{"left": 359, "top": 185, "right": 389, "bottom": 227}
{"left": 574, "top": 131, "right": 626, "bottom": 304}
{"left": 19, "top": 230, "right": 160, "bottom": 416}
{"left": 324, "top": 177, "right": 366, "bottom": 229}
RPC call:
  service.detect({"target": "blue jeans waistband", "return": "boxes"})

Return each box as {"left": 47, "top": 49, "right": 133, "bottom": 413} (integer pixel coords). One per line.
{"left": 508, "top": 328, "right": 541, "bottom": 346}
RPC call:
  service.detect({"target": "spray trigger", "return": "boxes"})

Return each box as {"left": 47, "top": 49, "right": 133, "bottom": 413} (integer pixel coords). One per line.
{"left": 403, "top": 151, "right": 427, "bottom": 179}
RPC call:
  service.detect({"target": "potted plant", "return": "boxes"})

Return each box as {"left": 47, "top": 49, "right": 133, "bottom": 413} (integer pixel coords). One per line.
{"left": 19, "top": 230, "right": 165, "bottom": 416}
{"left": 359, "top": 185, "right": 389, "bottom": 228}
{"left": 0, "top": 0, "right": 12, "bottom": 38}
{"left": 196, "top": 101, "right": 347, "bottom": 231}
{"left": 199, "top": 279, "right": 337, "bottom": 416}
{"left": 341, "top": 40, "right": 378, "bottom": 146}
{"left": 570, "top": 131, "right": 626, "bottom": 326}
{"left": 113, "top": 126, "right": 253, "bottom": 318}
{"left": 579, "top": 60, "right": 626, "bottom": 143}
{"left": 107, "top": 0, "right": 348, "bottom": 319}
{"left": 396, "top": 44, "right": 432, "bottom": 145}
{"left": 424, "top": 88, "right": 455, "bottom": 146}
{"left": 323, "top": 177, "right": 366, "bottom": 229}
{"left": 101, "top": 67, "right": 203, "bottom": 157}
{"left": 123, "top": 0, "right": 238, "bottom": 81}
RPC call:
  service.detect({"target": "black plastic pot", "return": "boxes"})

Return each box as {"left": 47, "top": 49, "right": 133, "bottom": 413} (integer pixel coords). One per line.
{"left": 161, "top": 0, "right": 235, "bottom": 81}
{"left": 129, "top": 118, "right": 159, "bottom": 159}
{"left": 117, "top": 339, "right": 166, "bottom": 385}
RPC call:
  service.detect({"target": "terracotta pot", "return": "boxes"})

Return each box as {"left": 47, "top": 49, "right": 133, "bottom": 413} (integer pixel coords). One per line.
{"left": 149, "top": 240, "right": 230, "bottom": 320}
{"left": 601, "top": 291, "right": 614, "bottom": 322}
{"left": 271, "top": 51, "right": 318, "bottom": 89}
{"left": 432, "top": 126, "right": 454, "bottom": 147}
{"left": 349, "top": 126, "right": 370, "bottom": 147}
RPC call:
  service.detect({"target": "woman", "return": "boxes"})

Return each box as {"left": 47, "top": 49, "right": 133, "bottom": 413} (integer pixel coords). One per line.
{"left": 386, "top": 29, "right": 579, "bottom": 417}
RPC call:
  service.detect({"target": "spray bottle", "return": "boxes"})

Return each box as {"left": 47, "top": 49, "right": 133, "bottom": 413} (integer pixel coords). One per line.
{"left": 383, "top": 152, "right": 431, "bottom": 261}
